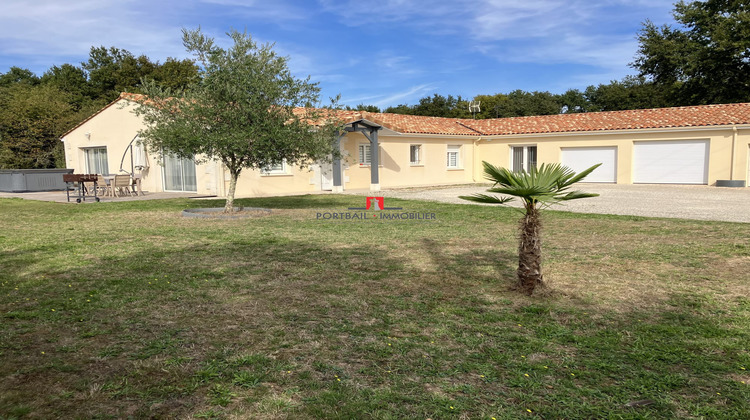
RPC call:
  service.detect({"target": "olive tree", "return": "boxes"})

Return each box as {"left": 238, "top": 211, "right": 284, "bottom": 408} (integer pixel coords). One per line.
{"left": 134, "top": 28, "right": 342, "bottom": 211}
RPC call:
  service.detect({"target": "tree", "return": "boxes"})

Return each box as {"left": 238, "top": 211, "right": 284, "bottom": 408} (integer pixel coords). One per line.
{"left": 41, "top": 64, "right": 91, "bottom": 110}
{"left": 383, "top": 94, "right": 470, "bottom": 118}
{"left": 493, "top": 90, "right": 563, "bottom": 117}
{"left": 584, "top": 76, "right": 670, "bottom": 111}
{"left": 82, "top": 46, "right": 158, "bottom": 102}
{"left": 633, "top": 0, "right": 750, "bottom": 105}
{"left": 151, "top": 57, "right": 200, "bottom": 91}
{"left": 344, "top": 103, "right": 380, "bottom": 113}
{"left": 383, "top": 103, "right": 412, "bottom": 114}
{"left": 0, "top": 84, "right": 81, "bottom": 169}
{"left": 459, "top": 162, "right": 600, "bottom": 295}
{"left": 558, "top": 89, "right": 589, "bottom": 113}
{"left": 412, "top": 94, "right": 470, "bottom": 118}
{"left": 0, "top": 67, "right": 39, "bottom": 87}
{"left": 134, "top": 28, "right": 342, "bottom": 212}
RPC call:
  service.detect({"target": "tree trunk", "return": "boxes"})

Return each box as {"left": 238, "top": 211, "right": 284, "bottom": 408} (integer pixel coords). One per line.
{"left": 224, "top": 170, "right": 239, "bottom": 213}
{"left": 517, "top": 204, "right": 544, "bottom": 295}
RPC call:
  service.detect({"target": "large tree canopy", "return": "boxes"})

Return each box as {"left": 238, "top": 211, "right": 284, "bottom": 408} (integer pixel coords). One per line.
{"left": 134, "top": 28, "right": 342, "bottom": 212}
{"left": 633, "top": 0, "right": 750, "bottom": 105}
{"left": 584, "top": 76, "right": 671, "bottom": 112}
{"left": 0, "top": 84, "right": 82, "bottom": 169}
{"left": 0, "top": 48, "right": 199, "bottom": 169}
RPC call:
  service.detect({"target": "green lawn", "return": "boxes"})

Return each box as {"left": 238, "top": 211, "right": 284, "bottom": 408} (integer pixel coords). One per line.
{"left": 1, "top": 195, "right": 749, "bottom": 419}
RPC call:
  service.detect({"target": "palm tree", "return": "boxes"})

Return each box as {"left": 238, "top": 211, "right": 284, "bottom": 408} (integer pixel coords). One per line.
{"left": 460, "top": 161, "right": 601, "bottom": 295}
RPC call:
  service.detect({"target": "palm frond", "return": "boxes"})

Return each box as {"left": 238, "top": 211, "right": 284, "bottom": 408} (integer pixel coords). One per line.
{"left": 558, "top": 163, "right": 602, "bottom": 188}
{"left": 557, "top": 191, "right": 600, "bottom": 201}
{"left": 461, "top": 161, "right": 601, "bottom": 209}
{"left": 459, "top": 193, "right": 514, "bottom": 204}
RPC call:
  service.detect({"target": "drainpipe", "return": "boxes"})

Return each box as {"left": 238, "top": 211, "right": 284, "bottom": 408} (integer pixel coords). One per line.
{"left": 472, "top": 137, "right": 482, "bottom": 182}
{"left": 730, "top": 126, "right": 737, "bottom": 180}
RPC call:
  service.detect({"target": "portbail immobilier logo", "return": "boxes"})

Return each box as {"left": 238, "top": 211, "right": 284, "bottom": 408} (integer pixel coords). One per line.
{"left": 316, "top": 197, "right": 437, "bottom": 221}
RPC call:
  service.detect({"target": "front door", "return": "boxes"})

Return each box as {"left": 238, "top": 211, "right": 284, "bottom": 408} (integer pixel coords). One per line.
{"left": 163, "top": 154, "right": 197, "bottom": 192}
{"left": 320, "top": 161, "right": 333, "bottom": 191}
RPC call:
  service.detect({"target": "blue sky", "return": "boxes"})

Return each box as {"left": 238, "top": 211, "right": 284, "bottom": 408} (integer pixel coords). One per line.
{"left": 0, "top": 0, "right": 676, "bottom": 109}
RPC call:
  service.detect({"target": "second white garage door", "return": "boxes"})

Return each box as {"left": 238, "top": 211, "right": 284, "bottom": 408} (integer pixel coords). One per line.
{"left": 561, "top": 147, "right": 617, "bottom": 183}
{"left": 633, "top": 140, "right": 709, "bottom": 184}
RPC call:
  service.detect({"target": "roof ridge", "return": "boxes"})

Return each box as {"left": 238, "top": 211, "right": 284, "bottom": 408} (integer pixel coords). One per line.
{"left": 454, "top": 120, "right": 486, "bottom": 135}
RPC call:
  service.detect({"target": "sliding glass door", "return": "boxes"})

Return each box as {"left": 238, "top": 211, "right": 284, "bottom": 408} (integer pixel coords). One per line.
{"left": 163, "top": 154, "right": 197, "bottom": 192}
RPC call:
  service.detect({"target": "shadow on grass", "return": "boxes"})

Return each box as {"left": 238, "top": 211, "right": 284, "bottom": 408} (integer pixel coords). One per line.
{"left": 190, "top": 194, "right": 364, "bottom": 210}
{"left": 420, "top": 238, "right": 517, "bottom": 288}
{"left": 1, "top": 236, "right": 470, "bottom": 418}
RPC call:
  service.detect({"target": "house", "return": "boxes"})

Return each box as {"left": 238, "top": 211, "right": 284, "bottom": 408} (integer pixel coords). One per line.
{"left": 60, "top": 93, "right": 750, "bottom": 196}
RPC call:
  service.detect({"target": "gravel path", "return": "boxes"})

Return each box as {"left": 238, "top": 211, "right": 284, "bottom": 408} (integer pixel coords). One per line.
{"left": 347, "top": 183, "right": 750, "bottom": 223}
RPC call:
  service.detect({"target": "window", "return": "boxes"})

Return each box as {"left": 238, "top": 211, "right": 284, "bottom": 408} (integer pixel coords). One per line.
{"left": 262, "top": 160, "right": 287, "bottom": 175}
{"left": 84, "top": 147, "right": 109, "bottom": 175}
{"left": 512, "top": 145, "right": 537, "bottom": 172}
{"left": 359, "top": 143, "right": 383, "bottom": 166}
{"left": 410, "top": 145, "right": 422, "bottom": 165}
{"left": 446, "top": 145, "right": 461, "bottom": 168}
{"left": 359, "top": 144, "right": 371, "bottom": 165}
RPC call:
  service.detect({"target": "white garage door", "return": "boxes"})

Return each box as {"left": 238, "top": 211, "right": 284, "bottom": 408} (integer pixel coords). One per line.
{"left": 633, "top": 140, "right": 709, "bottom": 184}
{"left": 561, "top": 147, "right": 617, "bottom": 183}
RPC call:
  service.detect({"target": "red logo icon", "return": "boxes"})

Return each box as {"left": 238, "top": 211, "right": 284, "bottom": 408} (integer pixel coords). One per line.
{"left": 366, "top": 197, "right": 384, "bottom": 211}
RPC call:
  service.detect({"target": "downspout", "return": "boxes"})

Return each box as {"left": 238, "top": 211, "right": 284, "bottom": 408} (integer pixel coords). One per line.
{"left": 730, "top": 126, "right": 737, "bottom": 180}
{"left": 472, "top": 136, "right": 482, "bottom": 182}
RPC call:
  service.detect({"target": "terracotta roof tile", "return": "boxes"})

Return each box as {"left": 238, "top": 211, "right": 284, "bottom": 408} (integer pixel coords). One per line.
{"left": 304, "top": 103, "right": 750, "bottom": 137}
{"left": 458, "top": 103, "right": 750, "bottom": 136}
{"left": 360, "top": 112, "right": 481, "bottom": 135}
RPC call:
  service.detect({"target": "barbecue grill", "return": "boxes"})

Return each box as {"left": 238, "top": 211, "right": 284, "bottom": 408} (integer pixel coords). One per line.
{"left": 63, "top": 174, "right": 100, "bottom": 203}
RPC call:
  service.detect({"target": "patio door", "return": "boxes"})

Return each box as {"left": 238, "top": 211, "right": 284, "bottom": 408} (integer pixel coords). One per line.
{"left": 163, "top": 154, "right": 197, "bottom": 192}
{"left": 320, "top": 160, "right": 333, "bottom": 191}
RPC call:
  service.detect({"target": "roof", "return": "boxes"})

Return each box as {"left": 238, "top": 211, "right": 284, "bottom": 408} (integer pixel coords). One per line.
{"left": 361, "top": 112, "right": 482, "bottom": 136}
{"left": 458, "top": 102, "right": 750, "bottom": 136}
{"left": 61, "top": 93, "right": 750, "bottom": 140}
{"left": 311, "top": 102, "right": 750, "bottom": 137}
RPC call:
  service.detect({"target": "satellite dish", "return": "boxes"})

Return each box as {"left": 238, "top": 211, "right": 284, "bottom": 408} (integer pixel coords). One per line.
{"left": 469, "top": 100, "right": 481, "bottom": 118}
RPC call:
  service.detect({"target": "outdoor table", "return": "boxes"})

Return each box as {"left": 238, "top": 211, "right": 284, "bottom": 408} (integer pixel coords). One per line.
{"left": 62, "top": 174, "right": 100, "bottom": 203}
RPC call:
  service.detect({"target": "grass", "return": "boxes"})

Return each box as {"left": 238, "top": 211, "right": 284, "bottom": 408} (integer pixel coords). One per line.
{"left": 0, "top": 194, "right": 749, "bottom": 419}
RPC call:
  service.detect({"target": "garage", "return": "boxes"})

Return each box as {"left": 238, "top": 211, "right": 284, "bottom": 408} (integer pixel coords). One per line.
{"left": 561, "top": 147, "right": 617, "bottom": 183}
{"left": 633, "top": 140, "right": 709, "bottom": 184}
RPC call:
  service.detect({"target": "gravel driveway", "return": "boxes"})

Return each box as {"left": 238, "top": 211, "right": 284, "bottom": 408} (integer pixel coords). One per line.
{"left": 349, "top": 183, "right": 750, "bottom": 223}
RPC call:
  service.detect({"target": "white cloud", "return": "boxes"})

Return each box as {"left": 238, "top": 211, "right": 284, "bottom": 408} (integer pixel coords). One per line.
{"left": 198, "top": 0, "right": 307, "bottom": 22}
{"left": 0, "top": 0, "right": 311, "bottom": 72}
{"left": 316, "top": 0, "right": 673, "bottom": 70}
{"left": 0, "top": 0, "right": 186, "bottom": 67}
{"left": 348, "top": 83, "right": 438, "bottom": 108}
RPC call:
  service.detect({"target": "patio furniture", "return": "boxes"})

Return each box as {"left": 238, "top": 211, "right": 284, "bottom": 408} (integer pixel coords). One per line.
{"left": 132, "top": 173, "right": 144, "bottom": 196}
{"left": 113, "top": 175, "right": 134, "bottom": 197}
{"left": 96, "top": 174, "right": 110, "bottom": 197}
{"left": 62, "top": 174, "right": 100, "bottom": 203}
{"left": 101, "top": 175, "right": 115, "bottom": 197}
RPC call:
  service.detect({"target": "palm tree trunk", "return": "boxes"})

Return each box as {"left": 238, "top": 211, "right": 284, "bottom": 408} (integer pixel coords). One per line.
{"left": 517, "top": 204, "right": 544, "bottom": 295}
